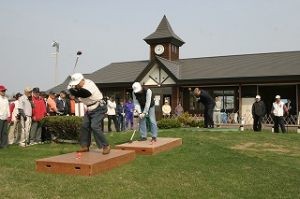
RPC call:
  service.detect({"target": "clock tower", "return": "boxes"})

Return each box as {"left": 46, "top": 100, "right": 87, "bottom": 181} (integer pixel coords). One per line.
{"left": 144, "top": 15, "right": 185, "bottom": 61}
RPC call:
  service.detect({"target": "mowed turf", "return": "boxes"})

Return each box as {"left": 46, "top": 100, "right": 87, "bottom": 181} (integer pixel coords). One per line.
{"left": 0, "top": 129, "right": 299, "bottom": 199}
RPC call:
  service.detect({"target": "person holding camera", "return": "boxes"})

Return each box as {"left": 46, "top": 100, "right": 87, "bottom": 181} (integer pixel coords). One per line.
{"left": 132, "top": 82, "right": 157, "bottom": 142}
{"left": 68, "top": 73, "right": 110, "bottom": 154}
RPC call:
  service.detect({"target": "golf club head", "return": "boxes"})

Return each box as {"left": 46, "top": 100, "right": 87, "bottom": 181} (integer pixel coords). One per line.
{"left": 77, "top": 51, "right": 82, "bottom": 56}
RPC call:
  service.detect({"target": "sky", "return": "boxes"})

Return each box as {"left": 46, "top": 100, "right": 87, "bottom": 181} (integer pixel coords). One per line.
{"left": 1, "top": 0, "right": 300, "bottom": 96}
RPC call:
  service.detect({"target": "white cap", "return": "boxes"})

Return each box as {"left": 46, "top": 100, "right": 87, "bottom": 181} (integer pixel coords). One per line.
{"left": 132, "top": 82, "right": 142, "bottom": 93}
{"left": 255, "top": 95, "right": 261, "bottom": 99}
{"left": 24, "top": 86, "right": 32, "bottom": 92}
{"left": 68, "top": 73, "right": 84, "bottom": 87}
{"left": 275, "top": 95, "right": 281, "bottom": 99}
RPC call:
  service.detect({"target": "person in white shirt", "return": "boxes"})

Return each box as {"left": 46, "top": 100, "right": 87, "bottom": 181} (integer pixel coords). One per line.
{"left": 0, "top": 85, "right": 10, "bottom": 148}
{"left": 68, "top": 73, "right": 110, "bottom": 154}
{"left": 18, "top": 87, "right": 33, "bottom": 147}
{"left": 162, "top": 100, "right": 171, "bottom": 118}
{"left": 107, "top": 96, "right": 120, "bottom": 132}
{"left": 213, "top": 96, "right": 222, "bottom": 126}
{"left": 272, "top": 95, "right": 288, "bottom": 133}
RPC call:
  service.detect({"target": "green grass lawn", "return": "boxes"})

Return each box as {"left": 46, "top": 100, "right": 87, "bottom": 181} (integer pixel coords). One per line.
{"left": 0, "top": 129, "right": 300, "bottom": 199}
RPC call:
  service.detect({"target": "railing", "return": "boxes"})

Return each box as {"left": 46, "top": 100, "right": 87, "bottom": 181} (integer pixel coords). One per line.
{"left": 186, "top": 112, "right": 299, "bottom": 125}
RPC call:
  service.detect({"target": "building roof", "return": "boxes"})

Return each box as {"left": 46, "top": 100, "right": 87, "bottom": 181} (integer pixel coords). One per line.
{"left": 49, "top": 51, "right": 300, "bottom": 92}
{"left": 92, "top": 51, "right": 300, "bottom": 85}
{"left": 88, "top": 61, "right": 149, "bottom": 83}
{"left": 144, "top": 15, "right": 185, "bottom": 46}
{"left": 178, "top": 51, "right": 300, "bottom": 80}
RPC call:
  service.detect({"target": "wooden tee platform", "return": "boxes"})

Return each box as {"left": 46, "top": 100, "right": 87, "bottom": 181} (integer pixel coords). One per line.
{"left": 36, "top": 149, "right": 135, "bottom": 176}
{"left": 115, "top": 137, "right": 182, "bottom": 155}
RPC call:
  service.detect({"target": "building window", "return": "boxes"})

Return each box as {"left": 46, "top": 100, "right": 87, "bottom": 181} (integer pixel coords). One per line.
{"left": 213, "top": 90, "right": 235, "bottom": 112}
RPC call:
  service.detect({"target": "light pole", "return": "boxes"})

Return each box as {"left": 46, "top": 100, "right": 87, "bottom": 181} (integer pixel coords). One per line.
{"left": 51, "top": 41, "right": 59, "bottom": 85}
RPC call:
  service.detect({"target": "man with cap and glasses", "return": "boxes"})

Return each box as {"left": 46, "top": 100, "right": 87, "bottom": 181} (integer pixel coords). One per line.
{"left": 272, "top": 95, "right": 288, "bottom": 133}
{"left": 68, "top": 73, "right": 110, "bottom": 154}
{"left": 0, "top": 85, "right": 10, "bottom": 148}
{"left": 132, "top": 82, "right": 158, "bottom": 142}
{"left": 18, "top": 87, "right": 33, "bottom": 147}
{"left": 251, "top": 95, "right": 266, "bottom": 132}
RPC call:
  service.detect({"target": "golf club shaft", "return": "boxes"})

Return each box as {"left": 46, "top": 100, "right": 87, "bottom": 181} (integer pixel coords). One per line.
{"left": 130, "top": 130, "right": 136, "bottom": 141}
{"left": 73, "top": 56, "right": 79, "bottom": 73}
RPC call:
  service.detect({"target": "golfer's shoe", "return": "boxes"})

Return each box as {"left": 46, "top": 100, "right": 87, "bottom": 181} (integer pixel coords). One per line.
{"left": 102, "top": 145, "right": 111, "bottom": 155}
{"left": 150, "top": 137, "right": 157, "bottom": 142}
{"left": 76, "top": 146, "right": 89, "bottom": 152}
{"left": 138, "top": 137, "right": 147, "bottom": 141}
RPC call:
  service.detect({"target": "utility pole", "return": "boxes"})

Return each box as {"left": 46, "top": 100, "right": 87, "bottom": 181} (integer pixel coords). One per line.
{"left": 51, "top": 41, "right": 59, "bottom": 85}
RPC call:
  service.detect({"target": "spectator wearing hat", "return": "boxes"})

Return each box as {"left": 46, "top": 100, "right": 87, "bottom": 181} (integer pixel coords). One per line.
{"left": 68, "top": 73, "right": 110, "bottom": 154}
{"left": 162, "top": 100, "right": 171, "bottom": 118}
{"left": 8, "top": 92, "right": 22, "bottom": 144}
{"left": 0, "top": 85, "right": 10, "bottom": 148}
{"left": 251, "top": 95, "right": 266, "bottom": 132}
{"left": 272, "top": 95, "right": 288, "bottom": 133}
{"left": 47, "top": 91, "right": 58, "bottom": 116}
{"left": 18, "top": 87, "right": 33, "bottom": 146}
{"left": 132, "top": 82, "right": 158, "bottom": 142}
{"left": 30, "top": 87, "right": 47, "bottom": 144}
{"left": 193, "top": 88, "right": 215, "bottom": 128}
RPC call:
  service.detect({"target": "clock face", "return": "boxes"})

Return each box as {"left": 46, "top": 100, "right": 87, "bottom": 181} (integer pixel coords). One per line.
{"left": 154, "top": 44, "right": 164, "bottom": 55}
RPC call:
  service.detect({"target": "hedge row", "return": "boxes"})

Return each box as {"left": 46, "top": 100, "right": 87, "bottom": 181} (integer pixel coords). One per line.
{"left": 42, "top": 113, "right": 204, "bottom": 141}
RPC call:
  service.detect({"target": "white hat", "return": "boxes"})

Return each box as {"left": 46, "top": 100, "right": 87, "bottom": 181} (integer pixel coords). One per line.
{"left": 24, "top": 86, "right": 32, "bottom": 92}
{"left": 68, "top": 73, "right": 84, "bottom": 86}
{"left": 255, "top": 95, "right": 261, "bottom": 99}
{"left": 275, "top": 95, "right": 281, "bottom": 99}
{"left": 132, "top": 82, "right": 142, "bottom": 93}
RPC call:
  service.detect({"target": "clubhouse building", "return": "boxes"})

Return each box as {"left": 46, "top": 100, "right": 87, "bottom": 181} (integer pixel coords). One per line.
{"left": 52, "top": 16, "right": 300, "bottom": 123}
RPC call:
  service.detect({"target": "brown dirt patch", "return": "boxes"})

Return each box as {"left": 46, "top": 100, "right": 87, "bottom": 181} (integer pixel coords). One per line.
{"left": 231, "top": 142, "right": 291, "bottom": 153}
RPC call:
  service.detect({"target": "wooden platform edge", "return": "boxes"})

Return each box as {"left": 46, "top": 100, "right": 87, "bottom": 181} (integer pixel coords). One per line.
{"left": 36, "top": 150, "right": 136, "bottom": 176}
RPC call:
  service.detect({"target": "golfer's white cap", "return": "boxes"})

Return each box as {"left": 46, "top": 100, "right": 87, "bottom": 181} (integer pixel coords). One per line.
{"left": 68, "top": 73, "right": 84, "bottom": 87}
{"left": 132, "top": 82, "right": 142, "bottom": 93}
{"left": 255, "top": 95, "right": 261, "bottom": 99}
{"left": 275, "top": 95, "right": 281, "bottom": 99}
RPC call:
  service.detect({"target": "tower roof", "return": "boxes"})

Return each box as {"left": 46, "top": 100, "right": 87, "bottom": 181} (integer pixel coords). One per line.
{"left": 144, "top": 15, "right": 185, "bottom": 46}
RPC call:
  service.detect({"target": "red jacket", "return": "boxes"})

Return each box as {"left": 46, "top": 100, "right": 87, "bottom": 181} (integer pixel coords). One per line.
{"left": 32, "top": 96, "right": 47, "bottom": 121}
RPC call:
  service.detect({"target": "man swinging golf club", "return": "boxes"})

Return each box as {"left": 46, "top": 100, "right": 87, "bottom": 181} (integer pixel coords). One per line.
{"left": 132, "top": 82, "right": 158, "bottom": 142}
{"left": 68, "top": 73, "right": 110, "bottom": 155}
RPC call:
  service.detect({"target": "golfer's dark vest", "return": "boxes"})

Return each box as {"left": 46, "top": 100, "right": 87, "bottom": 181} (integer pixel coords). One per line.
{"left": 135, "top": 88, "right": 155, "bottom": 110}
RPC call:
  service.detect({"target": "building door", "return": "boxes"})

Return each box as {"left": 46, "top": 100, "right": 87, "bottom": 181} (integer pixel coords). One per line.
{"left": 151, "top": 87, "right": 172, "bottom": 120}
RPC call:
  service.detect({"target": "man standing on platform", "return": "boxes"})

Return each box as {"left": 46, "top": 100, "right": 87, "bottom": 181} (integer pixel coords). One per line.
{"left": 193, "top": 88, "right": 215, "bottom": 128}
{"left": 68, "top": 73, "right": 110, "bottom": 154}
{"left": 132, "top": 82, "right": 158, "bottom": 142}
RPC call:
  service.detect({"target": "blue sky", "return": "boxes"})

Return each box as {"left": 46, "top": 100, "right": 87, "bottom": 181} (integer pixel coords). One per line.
{"left": 1, "top": 0, "right": 300, "bottom": 95}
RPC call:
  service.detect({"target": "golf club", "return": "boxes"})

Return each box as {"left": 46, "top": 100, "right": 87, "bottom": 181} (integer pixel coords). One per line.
{"left": 128, "top": 114, "right": 139, "bottom": 143}
{"left": 73, "top": 51, "right": 82, "bottom": 73}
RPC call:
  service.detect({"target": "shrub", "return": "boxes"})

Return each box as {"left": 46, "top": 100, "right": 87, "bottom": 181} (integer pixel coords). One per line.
{"left": 42, "top": 116, "right": 83, "bottom": 141}
{"left": 177, "top": 112, "right": 204, "bottom": 127}
{"left": 157, "top": 118, "right": 181, "bottom": 129}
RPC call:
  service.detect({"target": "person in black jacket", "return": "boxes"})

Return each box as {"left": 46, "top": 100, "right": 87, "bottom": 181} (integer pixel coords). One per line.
{"left": 252, "top": 95, "right": 266, "bottom": 132}
{"left": 193, "top": 88, "right": 215, "bottom": 128}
